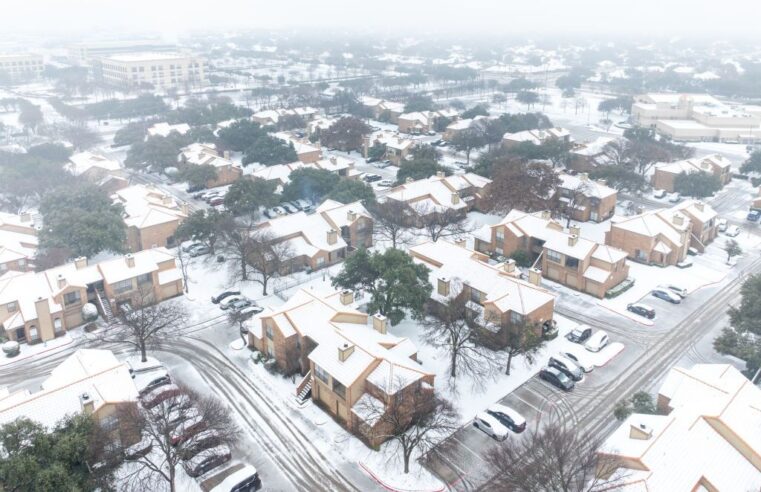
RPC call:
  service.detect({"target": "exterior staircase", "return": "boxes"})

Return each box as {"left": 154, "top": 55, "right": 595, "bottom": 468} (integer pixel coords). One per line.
{"left": 294, "top": 370, "right": 313, "bottom": 407}
{"left": 94, "top": 286, "right": 115, "bottom": 324}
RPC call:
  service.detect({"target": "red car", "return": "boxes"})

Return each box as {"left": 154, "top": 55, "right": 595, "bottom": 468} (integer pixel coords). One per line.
{"left": 209, "top": 196, "right": 225, "bottom": 206}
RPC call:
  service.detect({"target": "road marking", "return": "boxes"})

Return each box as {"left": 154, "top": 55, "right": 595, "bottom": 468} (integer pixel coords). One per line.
{"left": 430, "top": 449, "right": 468, "bottom": 477}
{"left": 523, "top": 384, "right": 550, "bottom": 401}
{"left": 451, "top": 435, "right": 489, "bottom": 464}
{"left": 513, "top": 394, "right": 544, "bottom": 413}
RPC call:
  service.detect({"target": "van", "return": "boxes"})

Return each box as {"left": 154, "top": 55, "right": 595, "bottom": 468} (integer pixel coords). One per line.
{"left": 473, "top": 412, "right": 509, "bottom": 441}
{"left": 585, "top": 330, "right": 609, "bottom": 353}
{"left": 548, "top": 355, "right": 584, "bottom": 382}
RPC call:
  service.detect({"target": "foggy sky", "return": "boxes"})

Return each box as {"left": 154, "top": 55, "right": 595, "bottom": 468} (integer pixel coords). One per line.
{"left": 4, "top": 0, "right": 758, "bottom": 39}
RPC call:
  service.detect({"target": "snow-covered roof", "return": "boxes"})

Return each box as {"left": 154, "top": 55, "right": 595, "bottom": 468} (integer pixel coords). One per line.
{"left": 610, "top": 207, "right": 691, "bottom": 246}
{"left": 98, "top": 247, "right": 176, "bottom": 285}
{"left": 272, "top": 132, "right": 320, "bottom": 158}
{"left": 503, "top": 127, "right": 571, "bottom": 145}
{"left": 252, "top": 107, "right": 317, "bottom": 125}
{"left": 250, "top": 161, "right": 310, "bottom": 184}
{"left": 410, "top": 240, "right": 555, "bottom": 316}
{"left": 370, "top": 130, "right": 415, "bottom": 151}
{"left": 558, "top": 173, "right": 616, "bottom": 200}
{"left": 386, "top": 173, "right": 491, "bottom": 214}
{"left": 112, "top": 184, "right": 187, "bottom": 229}
{"left": 66, "top": 151, "right": 121, "bottom": 177}
{"left": 179, "top": 143, "right": 237, "bottom": 169}
{"left": 672, "top": 199, "right": 718, "bottom": 225}
{"left": 571, "top": 137, "right": 615, "bottom": 157}
{"left": 0, "top": 349, "right": 138, "bottom": 429}
{"left": 655, "top": 153, "right": 732, "bottom": 176}
{"left": 599, "top": 364, "right": 761, "bottom": 492}
{"left": 147, "top": 122, "right": 190, "bottom": 138}
{"left": 0, "top": 212, "right": 38, "bottom": 267}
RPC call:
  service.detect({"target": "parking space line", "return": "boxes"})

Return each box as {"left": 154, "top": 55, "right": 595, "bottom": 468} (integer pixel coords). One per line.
{"left": 451, "top": 434, "right": 489, "bottom": 464}
{"left": 513, "top": 394, "right": 544, "bottom": 414}
{"left": 430, "top": 449, "right": 468, "bottom": 477}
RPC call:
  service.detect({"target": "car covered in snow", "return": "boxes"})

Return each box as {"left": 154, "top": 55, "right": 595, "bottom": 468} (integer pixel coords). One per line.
{"left": 182, "top": 444, "right": 231, "bottom": 477}
{"left": 565, "top": 324, "right": 592, "bottom": 344}
{"left": 584, "top": 330, "right": 609, "bottom": 353}
{"left": 725, "top": 225, "right": 740, "bottom": 237}
{"left": 651, "top": 288, "right": 682, "bottom": 304}
{"left": 473, "top": 412, "right": 509, "bottom": 441}
{"left": 486, "top": 404, "right": 526, "bottom": 433}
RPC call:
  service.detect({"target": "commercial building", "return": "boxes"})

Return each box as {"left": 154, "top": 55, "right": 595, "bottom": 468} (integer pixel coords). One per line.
{"left": 246, "top": 287, "right": 433, "bottom": 447}
{"left": 98, "top": 52, "right": 206, "bottom": 89}
{"left": 555, "top": 172, "right": 617, "bottom": 222}
{"left": 474, "top": 210, "right": 629, "bottom": 298}
{"left": 112, "top": 185, "right": 188, "bottom": 252}
{"left": 0, "top": 248, "right": 183, "bottom": 344}
{"left": 0, "top": 54, "right": 44, "bottom": 79}
{"left": 178, "top": 143, "right": 242, "bottom": 188}
{"left": 651, "top": 154, "right": 732, "bottom": 192}
{"left": 410, "top": 240, "right": 556, "bottom": 345}
{"left": 632, "top": 93, "right": 761, "bottom": 142}
{"left": 68, "top": 40, "right": 176, "bottom": 65}
{"left": 597, "top": 364, "right": 761, "bottom": 491}
{"left": 0, "top": 211, "right": 38, "bottom": 274}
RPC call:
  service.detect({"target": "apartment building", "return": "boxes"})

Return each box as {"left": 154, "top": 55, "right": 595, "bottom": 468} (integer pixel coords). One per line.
{"left": 256, "top": 200, "right": 373, "bottom": 272}
{"left": 605, "top": 200, "right": 718, "bottom": 265}
{"left": 0, "top": 248, "right": 183, "bottom": 344}
{"left": 597, "top": 364, "right": 761, "bottom": 491}
{"left": 147, "top": 122, "right": 190, "bottom": 138}
{"left": 556, "top": 173, "right": 617, "bottom": 222}
{"left": 443, "top": 116, "right": 492, "bottom": 141}
{"left": 99, "top": 52, "right": 206, "bottom": 89}
{"left": 0, "top": 211, "right": 38, "bottom": 274}
{"left": 385, "top": 172, "right": 491, "bottom": 223}
{"left": 359, "top": 97, "right": 405, "bottom": 123}
{"left": 632, "top": 93, "right": 761, "bottom": 142}
{"left": 363, "top": 130, "right": 416, "bottom": 166}
{"left": 250, "top": 155, "right": 358, "bottom": 188}
{"left": 307, "top": 116, "right": 338, "bottom": 137}
{"left": 112, "top": 185, "right": 188, "bottom": 252}
{"left": 273, "top": 132, "right": 322, "bottom": 163}
{"left": 0, "top": 54, "right": 44, "bottom": 80}
{"left": 569, "top": 137, "right": 615, "bottom": 171}
{"left": 66, "top": 151, "right": 125, "bottom": 183}
{"left": 251, "top": 107, "right": 318, "bottom": 126}
{"left": 0, "top": 349, "right": 139, "bottom": 440}
{"left": 397, "top": 109, "right": 459, "bottom": 134}
{"left": 411, "top": 240, "right": 556, "bottom": 345}
{"left": 246, "top": 288, "right": 433, "bottom": 447}
{"left": 474, "top": 210, "right": 629, "bottom": 298}
{"left": 652, "top": 153, "right": 732, "bottom": 192}
{"left": 502, "top": 127, "right": 572, "bottom": 149}
{"left": 178, "top": 143, "right": 242, "bottom": 188}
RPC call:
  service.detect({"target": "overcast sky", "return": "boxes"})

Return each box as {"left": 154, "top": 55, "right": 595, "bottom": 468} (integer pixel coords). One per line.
{"left": 4, "top": 0, "right": 759, "bottom": 39}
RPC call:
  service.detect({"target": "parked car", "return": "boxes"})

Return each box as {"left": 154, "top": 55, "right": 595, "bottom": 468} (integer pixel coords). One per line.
{"left": 211, "top": 290, "right": 242, "bottom": 304}
{"left": 362, "top": 173, "right": 382, "bottom": 182}
{"left": 124, "top": 434, "right": 153, "bottom": 460}
{"left": 653, "top": 189, "right": 667, "bottom": 199}
{"left": 651, "top": 288, "right": 681, "bottom": 304}
{"left": 377, "top": 179, "right": 394, "bottom": 187}
{"left": 285, "top": 201, "right": 302, "bottom": 211}
{"left": 725, "top": 225, "right": 741, "bottom": 237}
{"left": 668, "top": 192, "right": 681, "bottom": 203}
{"left": 486, "top": 404, "right": 526, "bottom": 433}
{"left": 200, "top": 191, "right": 221, "bottom": 201}
{"left": 171, "top": 414, "right": 207, "bottom": 446}
{"left": 584, "top": 330, "right": 609, "bottom": 353}
{"left": 272, "top": 206, "right": 287, "bottom": 216}
{"left": 135, "top": 370, "right": 171, "bottom": 396}
{"left": 548, "top": 355, "right": 584, "bottom": 382}
{"left": 295, "top": 199, "right": 311, "bottom": 210}
{"left": 628, "top": 302, "right": 657, "bottom": 318}
{"left": 302, "top": 205, "right": 315, "bottom": 214}
{"left": 539, "top": 366, "right": 575, "bottom": 391}
{"left": 181, "top": 429, "right": 223, "bottom": 460}
{"left": 281, "top": 202, "right": 298, "bottom": 214}
{"left": 375, "top": 160, "right": 392, "bottom": 168}
{"left": 228, "top": 299, "right": 254, "bottom": 313}
{"left": 658, "top": 284, "right": 688, "bottom": 298}
{"left": 182, "top": 241, "right": 203, "bottom": 253}
{"left": 238, "top": 305, "right": 264, "bottom": 319}
{"left": 747, "top": 210, "right": 761, "bottom": 222}
{"left": 565, "top": 324, "right": 592, "bottom": 344}
{"left": 189, "top": 244, "right": 211, "bottom": 257}
{"left": 141, "top": 384, "right": 182, "bottom": 409}
{"left": 126, "top": 356, "right": 165, "bottom": 375}
{"left": 262, "top": 209, "right": 275, "bottom": 219}
{"left": 473, "top": 412, "right": 509, "bottom": 441}
{"left": 219, "top": 295, "right": 245, "bottom": 310}
{"left": 561, "top": 347, "right": 594, "bottom": 372}
{"left": 717, "top": 218, "right": 728, "bottom": 232}
{"left": 182, "top": 445, "right": 231, "bottom": 477}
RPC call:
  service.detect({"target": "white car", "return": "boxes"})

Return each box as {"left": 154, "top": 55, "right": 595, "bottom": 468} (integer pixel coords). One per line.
{"left": 377, "top": 179, "right": 394, "bottom": 188}
{"left": 560, "top": 347, "right": 594, "bottom": 372}
{"left": 219, "top": 295, "right": 245, "bottom": 310}
{"left": 658, "top": 284, "right": 688, "bottom": 298}
{"left": 651, "top": 287, "right": 682, "bottom": 304}
{"left": 717, "top": 218, "right": 728, "bottom": 232}
{"left": 585, "top": 330, "right": 609, "bottom": 353}
{"left": 725, "top": 225, "right": 740, "bottom": 237}
{"left": 668, "top": 192, "right": 681, "bottom": 203}
{"left": 473, "top": 412, "right": 509, "bottom": 441}
{"left": 653, "top": 189, "right": 667, "bottom": 199}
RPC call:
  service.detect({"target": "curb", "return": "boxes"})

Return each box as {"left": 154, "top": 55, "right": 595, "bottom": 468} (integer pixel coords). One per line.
{"left": 0, "top": 336, "right": 75, "bottom": 367}
{"left": 357, "top": 461, "right": 446, "bottom": 492}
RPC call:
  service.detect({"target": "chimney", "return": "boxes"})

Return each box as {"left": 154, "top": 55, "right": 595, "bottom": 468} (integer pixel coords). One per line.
{"left": 596, "top": 179, "right": 607, "bottom": 187}
{"left": 579, "top": 173, "right": 589, "bottom": 182}
{"left": 372, "top": 313, "right": 387, "bottom": 334}
{"left": 528, "top": 268, "right": 542, "bottom": 286}
{"left": 19, "top": 212, "right": 31, "bottom": 223}
{"left": 330, "top": 156, "right": 337, "bottom": 164}
{"left": 436, "top": 171, "right": 445, "bottom": 178}
{"left": 327, "top": 229, "right": 338, "bottom": 245}
{"left": 569, "top": 225, "right": 580, "bottom": 237}
{"left": 162, "top": 196, "right": 173, "bottom": 206}
{"left": 181, "top": 203, "right": 190, "bottom": 216}
{"left": 79, "top": 392, "right": 95, "bottom": 414}
{"left": 695, "top": 201, "right": 704, "bottom": 212}
{"left": 56, "top": 274, "right": 66, "bottom": 289}
{"left": 540, "top": 210, "right": 551, "bottom": 220}
{"left": 347, "top": 210, "right": 357, "bottom": 223}
{"left": 223, "top": 150, "right": 230, "bottom": 160}
{"left": 405, "top": 177, "right": 414, "bottom": 184}
{"left": 568, "top": 234, "right": 578, "bottom": 247}
{"left": 454, "top": 238, "right": 467, "bottom": 248}
{"left": 339, "top": 289, "right": 354, "bottom": 305}
{"left": 338, "top": 343, "right": 355, "bottom": 362}
{"left": 451, "top": 192, "right": 460, "bottom": 205}
{"left": 629, "top": 423, "right": 653, "bottom": 440}
{"left": 125, "top": 253, "right": 135, "bottom": 268}
{"left": 672, "top": 213, "right": 684, "bottom": 226}
{"left": 437, "top": 276, "right": 450, "bottom": 297}
{"left": 74, "top": 257, "right": 87, "bottom": 270}
{"left": 503, "top": 258, "right": 516, "bottom": 273}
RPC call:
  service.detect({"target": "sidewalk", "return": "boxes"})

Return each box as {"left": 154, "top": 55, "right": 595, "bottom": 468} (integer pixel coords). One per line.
{"left": 0, "top": 328, "right": 85, "bottom": 367}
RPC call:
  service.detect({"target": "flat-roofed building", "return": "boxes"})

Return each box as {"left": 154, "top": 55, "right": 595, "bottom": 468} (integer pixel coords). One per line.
{"left": 98, "top": 52, "right": 206, "bottom": 89}
{"left": 0, "top": 54, "right": 44, "bottom": 79}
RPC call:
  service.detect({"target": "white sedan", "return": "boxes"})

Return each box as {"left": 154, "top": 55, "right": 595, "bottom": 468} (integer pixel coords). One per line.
{"left": 725, "top": 225, "right": 741, "bottom": 237}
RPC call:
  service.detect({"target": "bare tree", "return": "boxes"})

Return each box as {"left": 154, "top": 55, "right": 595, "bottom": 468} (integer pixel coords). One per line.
{"left": 175, "top": 245, "right": 190, "bottom": 294}
{"left": 219, "top": 214, "right": 257, "bottom": 282}
{"left": 370, "top": 200, "right": 413, "bottom": 249}
{"left": 485, "top": 423, "right": 625, "bottom": 492}
{"left": 484, "top": 316, "right": 546, "bottom": 375}
{"left": 247, "top": 229, "right": 293, "bottom": 296}
{"left": 118, "top": 386, "right": 239, "bottom": 492}
{"left": 421, "top": 288, "right": 500, "bottom": 382}
{"left": 357, "top": 379, "right": 459, "bottom": 474}
{"left": 559, "top": 182, "right": 590, "bottom": 228}
{"left": 97, "top": 287, "right": 188, "bottom": 362}
{"left": 414, "top": 203, "right": 473, "bottom": 242}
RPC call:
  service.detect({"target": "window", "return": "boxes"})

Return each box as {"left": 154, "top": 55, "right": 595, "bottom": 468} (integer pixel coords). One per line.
{"left": 315, "top": 365, "right": 329, "bottom": 384}
{"left": 332, "top": 380, "right": 346, "bottom": 399}
{"left": 63, "top": 291, "right": 81, "bottom": 307}
{"left": 17, "top": 258, "right": 26, "bottom": 268}
{"left": 54, "top": 318, "right": 63, "bottom": 333}
{"left": 0, "top": 263, "right": 6, "bottom": 272}
{"left": 316, "top": 257, "right": 325, "bottom": 267}
{"left": 266, "top": 325, "right": 273, "bottom": 340}
{"left": 496, "top": 230, "right": 504, "bottom": 242}
{"left": 112, "top": 279, "right": 133, "bottom": 294}
{"left": 510, "top": 311, "right": 524, "bottom": 325}
{"left": 470, "top": 288, "right": 483, "bottom": 305}
{"left": 546, "top": 250, "right": 562, "bottom": 264}
{"left": 137, "top": 273, "right": 152, "bottom": 285}
{"left": 28, "top": 327, "right": 39, "bottom": 342}
{"left": 565, "top": 257, "right": 580, "bottom": 270}
{"left": 6, "top": 301, "right": 18, "bottom": 313}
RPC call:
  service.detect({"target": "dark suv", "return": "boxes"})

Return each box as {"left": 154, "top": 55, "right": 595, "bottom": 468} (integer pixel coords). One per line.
{"left": 539, "top": 366, "right": 574, "bottom": 391}
{"left": 565, "top": 325, "right": 592, "bottom": 344}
